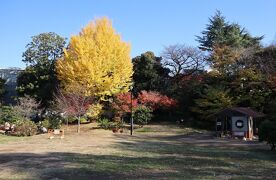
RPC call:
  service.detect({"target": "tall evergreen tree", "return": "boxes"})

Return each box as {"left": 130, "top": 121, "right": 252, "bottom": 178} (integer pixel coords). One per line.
{"left": 191, "top": 85, "right": 233, "bottom": 120}
{"left": 196, "top": 10, "right": 263, "bottom": 52}
{"left": 191, "top": 11, "right": 266, "bottom": 122}
{"left": 17, "top": 32, "right": 66, "bottom": 107}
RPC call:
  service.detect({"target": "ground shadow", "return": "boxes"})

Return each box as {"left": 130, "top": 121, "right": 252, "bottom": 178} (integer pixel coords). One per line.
{"left": 0, "top": 152, "right": 233, "bottom": 179}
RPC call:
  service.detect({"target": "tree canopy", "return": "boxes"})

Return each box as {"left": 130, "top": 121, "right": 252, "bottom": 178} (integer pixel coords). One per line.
{"left": 132, "top": 51, "right": 169, "bottom": 94}
{"left": 17, "top": 32, "right": 66, "bottom": 107}
{"left": 56, "top": 17, "right": 133, "bottom": 99}
{"left": 196, "top": 10, "right": 263, "bottom": 51}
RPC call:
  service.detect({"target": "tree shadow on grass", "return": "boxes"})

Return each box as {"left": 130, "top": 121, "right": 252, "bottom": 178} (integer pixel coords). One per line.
{"left": 0, "top": 152, "right": 233, "bottom": 179}
{"left": 0, "top": 150, "right": 275, "bottom": 179}
{"left": 111, "top": 133, "right": 276, "bottom": 178}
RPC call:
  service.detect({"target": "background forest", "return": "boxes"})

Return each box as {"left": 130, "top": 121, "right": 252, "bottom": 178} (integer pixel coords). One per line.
{"left": 0, "top": 11, "right": 275, "bottom": 139}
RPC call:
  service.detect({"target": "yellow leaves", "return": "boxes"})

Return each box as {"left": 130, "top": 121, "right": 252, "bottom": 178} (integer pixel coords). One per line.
{"left": 211, "top": 44, "right": 244, "bottom": 76}
{"left": 56, "top": 17, "right": 133, "bottom": 99}
{"left": 238, "top": 68, "right": 263, "bottom": 82}
{"left": 213, "top": 45, "right": 238, "bottom": 66}
{"left": 86, "top": 103, "right": 103, "bottom": 120}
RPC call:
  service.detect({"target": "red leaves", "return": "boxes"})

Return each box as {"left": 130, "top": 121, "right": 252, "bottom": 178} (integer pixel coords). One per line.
{"left": 112, "top": 91, "right": 177, "bottom": 114}
{"left": 138, "top": 91, "right": 177, "bottom": 110}
{"left": 55, "top": 86, "right": 93, "bottom": 117}
{"left": 179, "top": 74, "right": 204, "bottom": 87}
{"left": 112, "top": 92, "right": 138, "bottom": 113}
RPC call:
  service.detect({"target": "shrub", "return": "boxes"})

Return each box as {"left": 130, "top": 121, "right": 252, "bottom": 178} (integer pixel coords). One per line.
{"left": 14, "top": 119, "right": 38, "bottom": 136}
{"left": 14, "top": 95, "right": 40, "bottom": 119}
{"left": 259, "top": 120, "right": 276, "bottom": 150}
{"left": 133, "top": 106, "right": 153, "bottom": 126}
{"left": 80, "top": 117, "right": 88, "bottom": 123}
{"left": 116, "top": 121, "right": 124, "bottom": 129}
{"left": 98, "top": 118, "right": 112, "bottom": 130}
{"left": 41, "top": 119, "right": 50, "bottom": 129}
{"left": 63, "top": 116, "right": 76, "bottom": 124}
{"left": 86, "top": 103, "right": 103, "bottom": 121}
{"left": 46, "top": 113, "right": 62, "bottom": 129}
{"left": 0, "top": 106, "right": 21, "bottom": 124}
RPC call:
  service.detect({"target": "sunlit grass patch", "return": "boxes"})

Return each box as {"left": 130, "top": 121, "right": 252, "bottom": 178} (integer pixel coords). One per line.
{"left": 0, "top": 134, "right": 28, "bottom": 144}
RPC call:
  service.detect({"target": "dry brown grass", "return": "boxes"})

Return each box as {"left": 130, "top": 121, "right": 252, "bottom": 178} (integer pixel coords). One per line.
{"left": 0, "top": 123, "right": 275, "bottom": 179}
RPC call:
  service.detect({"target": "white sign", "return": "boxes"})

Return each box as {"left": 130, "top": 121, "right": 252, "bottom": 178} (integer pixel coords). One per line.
{"left": 237, "top": 122, "right": 243, "bottom": 127}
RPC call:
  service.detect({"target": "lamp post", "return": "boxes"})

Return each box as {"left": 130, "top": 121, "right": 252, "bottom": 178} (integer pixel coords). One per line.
{"left": 130, "top": 85, "right": 133, "bottom": 135}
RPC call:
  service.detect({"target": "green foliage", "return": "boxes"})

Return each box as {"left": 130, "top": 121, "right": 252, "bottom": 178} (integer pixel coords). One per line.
{"left": 133, "top": 106, "right": 153, "bottom": 126}
{"left": 97, "top": 118, "right": 112, "bottom": 130}
{"left": 0, "top": 106, "right": 21, "bottom": 124}
{"left": 0, "top": 97, "right": 40, "bottom": 125}
{"left": 191, "top": 85, "right": 233, "bottom": 120}
{"left": 41, "top": 119, "right": 50, "bottom": 129}
{"left": 45, "top": 114, "right": 62, "bottom": 129}
{"left": 115, "top": 121, "right": 124, "bottom": 129}
{"left": 63, "top": 116, "right": 77, "bottom": 124}
{"left": 17, "top": 32, "right": 66, "bottom": 107}
{"left": 264, "top": 99, "right": 276, "bottom": 121}
{"left": 253, "top": 46, "right": 276, "bottom": 77}
{"left": 14, "top": 119, "right": 38, "bottom": 136}
{"left": 132, "top": 51, "right": 169, "bottom": 94}
{"left": 80, "top": 117, "right": 88, "bottom": 123}
{"left": 191, "top": 11, "right": 269, "bottom": 125}
{"left": 259, "top": 120, "right": 276, "bottom": 150}
{"left": 196, "top": 10, "right": 262, "bottom": 51}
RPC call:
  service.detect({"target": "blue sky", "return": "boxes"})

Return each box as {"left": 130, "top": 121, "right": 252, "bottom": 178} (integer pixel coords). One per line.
{"left": 1, "top": 0, "right": 276, "bottom": 68}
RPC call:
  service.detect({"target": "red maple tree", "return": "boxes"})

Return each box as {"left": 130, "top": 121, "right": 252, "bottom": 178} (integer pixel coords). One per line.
{"left": 112, "top": 91, "right": 177, "bottom": 117}
{"left": 138, "top": 91, "right": 177, "bottom": 110}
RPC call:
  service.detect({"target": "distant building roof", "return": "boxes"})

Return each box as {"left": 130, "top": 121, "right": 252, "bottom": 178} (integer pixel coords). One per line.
{"left": 216, "top": 107, "right": 265, "bottom": 118}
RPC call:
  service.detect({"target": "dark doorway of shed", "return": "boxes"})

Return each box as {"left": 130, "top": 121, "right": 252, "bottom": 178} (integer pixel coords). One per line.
{"left": 216, "top": 116, "right": 231, "bottom": 137}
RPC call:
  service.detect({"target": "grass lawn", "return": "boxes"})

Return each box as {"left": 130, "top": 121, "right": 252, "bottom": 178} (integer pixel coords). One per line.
{"left": 0, "top": 134, "right": 28, "bottom": 144}
{"left": 0, "top": 123, "right": 275, "bottom": 179}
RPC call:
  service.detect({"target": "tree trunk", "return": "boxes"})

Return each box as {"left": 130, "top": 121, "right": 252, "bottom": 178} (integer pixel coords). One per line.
{"left": 67, "top": 118, "right": 69, "bottom": 131}
{"left": 77, "top": 116, "right": 81, "bottom": 133}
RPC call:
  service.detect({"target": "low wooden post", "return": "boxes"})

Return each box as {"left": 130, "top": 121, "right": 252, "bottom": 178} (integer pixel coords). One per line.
{"left": 60, "top": 129, "right": 65, "bottom": 139}
{"left": 48, "top": 129, "right": 54, "bottom": 139}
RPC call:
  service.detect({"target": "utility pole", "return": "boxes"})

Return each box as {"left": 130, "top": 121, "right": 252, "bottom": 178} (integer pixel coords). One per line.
{"left": 130, "top": 86, "right": 133, "bottom": 135}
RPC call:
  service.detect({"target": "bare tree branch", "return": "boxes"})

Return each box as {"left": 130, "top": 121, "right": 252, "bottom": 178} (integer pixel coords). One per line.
{"left": 14, "top": 95, "right": 41, "bottom": 119}
{"left": 162, "top": 44, "right": 206, "bottom": 77}
{"left": 54, "top": 84, "right": 94, "bottom": 133}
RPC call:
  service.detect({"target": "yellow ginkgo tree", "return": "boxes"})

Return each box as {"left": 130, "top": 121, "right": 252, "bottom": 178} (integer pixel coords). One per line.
{"left": 56, "top": 17, "right": 133, "bottom": 99}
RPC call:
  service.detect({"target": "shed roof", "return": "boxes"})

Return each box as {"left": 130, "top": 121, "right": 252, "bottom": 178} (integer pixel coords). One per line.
{"left": 216, "top": 107, "right": 265, "bottom": 118}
